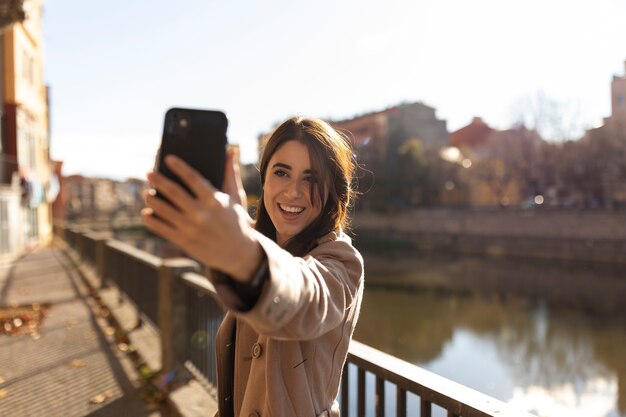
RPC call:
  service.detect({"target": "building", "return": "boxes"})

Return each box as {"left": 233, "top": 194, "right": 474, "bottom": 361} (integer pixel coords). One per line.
{"left": 254, "top": 103, "right": 449, "bottom": 210}
{"left": 256, "top": 102, "right": 449, "bottom": 165}
{"left": 450, "top": 116, "right": 494, "bottom": 150}
{"left": 582, "top": 61, "right": 626, "bottom": 207}
{"left": 61, "top": 174, "right": 148, "bottom": 229}
{"left": 450, "top": 117, "right": 544, "bottom": 207}
{"left": 0, "top": 0, "right": 52, "bottom": 259}
{"left": 605, "top": 60, "right": 626, "bottom": 135}
{"left": 332, "top": 102, "right": 449, "bottom": 164}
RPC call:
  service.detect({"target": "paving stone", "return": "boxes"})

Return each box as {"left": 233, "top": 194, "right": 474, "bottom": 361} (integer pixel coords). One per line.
{"left": 0, "top": 247, "right": 167, "bottom": 417}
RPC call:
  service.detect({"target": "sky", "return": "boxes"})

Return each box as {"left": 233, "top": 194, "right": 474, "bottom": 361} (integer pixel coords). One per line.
{"left": 43, "top": 0, "right": 626, "bottom": 180}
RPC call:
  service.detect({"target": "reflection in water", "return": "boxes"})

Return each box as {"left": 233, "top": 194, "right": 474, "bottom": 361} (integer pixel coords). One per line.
{"left": 355, "top": 289, "right": 626, "bottom": 417}
{"left": 509, "top": 377, "right": 618, "bottom": 417}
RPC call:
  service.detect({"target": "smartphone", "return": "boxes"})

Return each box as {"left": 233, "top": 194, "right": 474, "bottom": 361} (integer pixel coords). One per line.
{"left": 155, "top": 108, "right": 228, "bottom": 199}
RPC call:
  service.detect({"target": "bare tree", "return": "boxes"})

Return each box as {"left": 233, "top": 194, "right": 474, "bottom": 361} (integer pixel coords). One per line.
{"left": 509, "top": 91, "right": 587, "bottom": 142}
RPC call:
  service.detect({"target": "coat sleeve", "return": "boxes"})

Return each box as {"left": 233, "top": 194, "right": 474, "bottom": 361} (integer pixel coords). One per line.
{"left": 213, "top": 230, "right": 364, "bottom": 340}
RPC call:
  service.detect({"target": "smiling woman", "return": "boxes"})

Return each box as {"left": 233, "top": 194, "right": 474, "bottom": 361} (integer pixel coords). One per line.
{"left": 255, "top": 117, "right": 356, "bottom": 256}
{"left": 262, "top": 140, "right": 324, "bottom": 246}
{"left": 142, "top": 116, "right": 363, "bottom": 417}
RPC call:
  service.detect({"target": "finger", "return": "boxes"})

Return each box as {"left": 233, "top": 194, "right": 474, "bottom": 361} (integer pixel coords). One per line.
{"left": 223, "top": 148, "right": 241, "bottom": 205}
{"left": 144, "top": 190, "right": 216, "bottom": 249}
{"left": 230, "top": 147, "right": 246, "bottom": 194}
{"left": 143, "top": 190, "right": 184, "bottom": 225}
{"left": 164, "top": 155, "right": 218, "bottom": 201}
{"left": 141, "top": 207, "right": 186, "bottom": 245}
{"left": 224, "top": 148, "right": 248, "bottom": 210}
{"left": 147, "top": 170, "right": 197, "bottom": 211}
{"left": 142, "top": 186, "right": 156, "bottom": 205}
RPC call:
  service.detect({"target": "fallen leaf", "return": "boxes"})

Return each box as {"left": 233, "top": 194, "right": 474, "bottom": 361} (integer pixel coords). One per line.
{"left": 0, "top": 376, "right": 5, "bottom": 384}
{"left": 90, "top": 390, "right": 113, "bottom": 404}
{"left": 68, "top": 359, "right": 85, "bottom": 368}
{"left": 0, "top": 390, "right": 7, "bottom": 399}
{"left": 104, "top": 326, "right": 115, "bottom": 336}
{"left": 90, "top": 394, "right": 106, "bottom": 404}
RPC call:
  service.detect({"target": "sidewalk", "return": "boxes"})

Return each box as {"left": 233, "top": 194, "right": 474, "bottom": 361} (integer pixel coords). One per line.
{"left": 0, "top": 246, "right": 167, "bottom": 417}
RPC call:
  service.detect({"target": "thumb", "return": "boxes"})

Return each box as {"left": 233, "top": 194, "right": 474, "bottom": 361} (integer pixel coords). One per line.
{"left": 223, "top": 147, "right": 247, "bottom": 210}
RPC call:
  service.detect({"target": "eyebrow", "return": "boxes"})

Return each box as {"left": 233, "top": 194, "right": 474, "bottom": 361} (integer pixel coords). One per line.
{"left": 271, "top": 162, "right": 313, "bottom": 174}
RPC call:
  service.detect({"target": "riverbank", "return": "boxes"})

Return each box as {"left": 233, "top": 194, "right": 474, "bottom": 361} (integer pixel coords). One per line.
{"left": 353, "top": 208, "right": 626, "bottom": 263}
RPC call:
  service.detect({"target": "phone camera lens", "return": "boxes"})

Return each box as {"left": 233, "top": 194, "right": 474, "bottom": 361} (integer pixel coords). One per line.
{"left": 179, "top": 118, "right": 188, "bottom": 128}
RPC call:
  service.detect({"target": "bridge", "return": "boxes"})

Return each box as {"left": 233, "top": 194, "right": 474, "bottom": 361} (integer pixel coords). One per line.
{"left": 1, "top": 225, "right": 537, "bottom": 417}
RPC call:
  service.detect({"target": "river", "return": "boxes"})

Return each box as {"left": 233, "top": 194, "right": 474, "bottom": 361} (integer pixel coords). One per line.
{"left": 353, "top": 254, "right": 626, "bottom": 417}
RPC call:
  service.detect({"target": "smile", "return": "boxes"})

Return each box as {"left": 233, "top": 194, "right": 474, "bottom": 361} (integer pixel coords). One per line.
{"left": 279, "top": 203, "right": 304, "bottom": 214}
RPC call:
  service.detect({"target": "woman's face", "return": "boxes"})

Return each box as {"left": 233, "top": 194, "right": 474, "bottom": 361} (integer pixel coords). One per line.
{"left": 263, "top": 140, "right": 323, "bottom": 246}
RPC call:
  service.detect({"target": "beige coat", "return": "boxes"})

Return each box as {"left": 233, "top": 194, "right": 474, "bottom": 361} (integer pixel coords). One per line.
{"left": 213, "top": 230, "right": 364, "bottom": 417}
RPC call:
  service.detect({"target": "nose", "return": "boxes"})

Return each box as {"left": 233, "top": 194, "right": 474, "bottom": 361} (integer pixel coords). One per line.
{"left": 285, "top": 178, "right": 304, "bottom": 199}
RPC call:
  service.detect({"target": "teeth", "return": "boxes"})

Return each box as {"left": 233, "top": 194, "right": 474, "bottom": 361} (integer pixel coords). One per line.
{"left": 280, "top": 204, "right": 304, "bottom": 214}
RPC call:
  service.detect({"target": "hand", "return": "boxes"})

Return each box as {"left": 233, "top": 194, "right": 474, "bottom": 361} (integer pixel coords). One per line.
{"left": 141, "top": 155, "right": 263, "bottom": 283}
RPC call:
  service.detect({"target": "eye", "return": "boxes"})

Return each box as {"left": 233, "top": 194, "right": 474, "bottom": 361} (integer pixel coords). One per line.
{"left": 273, "top": 169, "right": 288, "bottom": 178}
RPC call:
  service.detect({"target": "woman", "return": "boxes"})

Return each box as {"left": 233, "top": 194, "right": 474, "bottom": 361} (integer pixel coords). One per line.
{"left": 142, "top": 116, "right": 364, "bottom": 417}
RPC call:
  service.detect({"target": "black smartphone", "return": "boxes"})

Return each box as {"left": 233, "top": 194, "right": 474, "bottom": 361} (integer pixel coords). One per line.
{"left": 155, "top": 108, "right": 228, "bottom": 199}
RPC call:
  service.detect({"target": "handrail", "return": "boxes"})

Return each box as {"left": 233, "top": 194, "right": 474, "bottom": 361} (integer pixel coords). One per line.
{"left": 180, "top": 271, "right": 218, "bottom": 297}
{"left": 56, "top": 225, "right": 536, "bottom": 417}
{"left": 106, "top": 239, "right": 163, "bottom": 269}
{"left": 344, "top": 340, "right": 535, "bottom": 417}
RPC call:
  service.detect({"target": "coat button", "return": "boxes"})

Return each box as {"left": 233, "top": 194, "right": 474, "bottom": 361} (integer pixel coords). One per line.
{"left": 252, "top": 342, "right": 263, "bottom": 358}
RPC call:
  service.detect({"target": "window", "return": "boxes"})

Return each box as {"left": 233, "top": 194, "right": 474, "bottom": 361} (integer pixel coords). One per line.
{"left": 25, "top": 207, "right": 38, "bottom": 241}
{"left": 17, "top": 115, "right": 37, "bottom": 170}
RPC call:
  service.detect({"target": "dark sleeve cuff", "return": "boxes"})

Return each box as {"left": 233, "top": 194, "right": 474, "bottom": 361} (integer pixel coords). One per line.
{"left": 212, "top": 256, "right": 269, "bottom": 312}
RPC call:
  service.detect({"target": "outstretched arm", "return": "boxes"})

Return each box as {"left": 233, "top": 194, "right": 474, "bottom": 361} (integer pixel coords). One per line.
{"left": 142, "top": 154, "right": 262, "bottom": 283}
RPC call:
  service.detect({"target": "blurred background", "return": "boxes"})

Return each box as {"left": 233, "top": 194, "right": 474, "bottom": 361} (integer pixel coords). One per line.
{"left": 1, "top": 1, "right": 625, "bottom": 416}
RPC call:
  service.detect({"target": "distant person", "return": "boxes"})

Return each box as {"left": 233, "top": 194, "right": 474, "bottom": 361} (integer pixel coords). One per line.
{"left": 142, "top": 116, "right": 364, "bottom": 417}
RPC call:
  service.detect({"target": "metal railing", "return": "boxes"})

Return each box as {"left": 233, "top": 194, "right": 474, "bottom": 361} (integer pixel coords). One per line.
{"left": 57, "top": 225, "right": 535, "bottom": 417}
{"left": 340, "top": 341, "right": 533, "bottom": 417}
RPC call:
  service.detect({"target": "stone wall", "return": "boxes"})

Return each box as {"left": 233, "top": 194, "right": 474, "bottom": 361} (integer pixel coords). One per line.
{"left": 353, "top": 208, "right": 626, "bottom": 263}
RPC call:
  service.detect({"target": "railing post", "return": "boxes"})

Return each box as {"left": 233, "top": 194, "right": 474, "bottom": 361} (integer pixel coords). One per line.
{"left": 95, "top": 236, "right": 109, "bottom": 289}
{"left": 341, "top": 363, "right": 349, "bottom": 416}
{"left": 73, "top": 227, "right": 84, "bottom": 259}
{"left": 159, "top": 258, "right": 199, "bottom": 373}
{"left": 376, "top": 376, "right": 385, "bottom": 417}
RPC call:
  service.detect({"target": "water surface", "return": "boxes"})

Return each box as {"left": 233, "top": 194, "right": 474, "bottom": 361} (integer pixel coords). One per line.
{"left": 354, "top": 287, "right": 626, "bottom": 417}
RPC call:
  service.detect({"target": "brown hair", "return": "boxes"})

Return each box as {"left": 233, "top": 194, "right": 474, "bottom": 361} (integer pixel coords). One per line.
{"left": 255, "top": 116, "right": 357, "bottom": 256}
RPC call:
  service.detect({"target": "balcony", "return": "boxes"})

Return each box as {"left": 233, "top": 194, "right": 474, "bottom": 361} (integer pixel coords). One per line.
{"left": 0, "top": 154, "right": 18, "bottom": 185}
